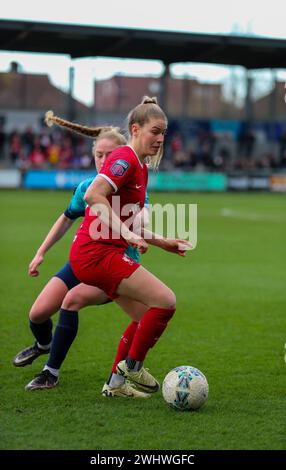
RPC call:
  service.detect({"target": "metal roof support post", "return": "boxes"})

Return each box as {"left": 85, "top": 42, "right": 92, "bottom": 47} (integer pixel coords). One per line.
{"left": 269, "top": 69, "right": 277, "bottom": 122}
{"left": 182, "top": 74, "right": 190, "bottom": 119}
{"left": 67, "top": 65, "right": 75, "bottom": 122}
{"left": 245, "top": 69, "right": 253, "bottom": 124}
{"left": 159, "top": 63, "right": 169, "bottom": 113}
{"left": 93, "top": 75, "right": 97, "bottom": 125}
{"left": 269, "top": 69, "right": 278, "bottom": 159}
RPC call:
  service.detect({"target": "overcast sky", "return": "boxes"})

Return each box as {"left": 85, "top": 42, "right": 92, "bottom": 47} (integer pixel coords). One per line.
{"left": 1, "top": 0, "right": 286, "bottom": 105}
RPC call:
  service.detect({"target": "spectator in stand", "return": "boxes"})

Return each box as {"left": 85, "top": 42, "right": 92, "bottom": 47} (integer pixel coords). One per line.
{"left": 80, "top": 153, "right": 93, "bottom": 169}
{"left": 39, "top": 129, "right": 51, "bottom": 156}
{"left": 59, "top": 136, "right": 73, "bottom": 169}
{"left": 214, "top": 145, "right": 231, "bottom": 171}
{"left": 47, "top": 142, "right": 61, "bottom": 167}
{"left": 239, "top": 127, "right": 256, "bottom": 159}
{"left": 22, "top": 127, "right": 35, "bottom": 157}
{"left": 170, "top": 132, "right": 191, "bottom": 169}
{"left": 173, "top": 149, "right": 191, "bottom": 168}
{"left": 268, "top": 153, "right": 278, "bottom": 169}
{"left": 256, "top": 153, "right": 278, "bottom": 170}
{"left": 279, "top": 150, "right": 286, "bottom": 169}
{"left": 170, "top": 132, "right": 183, "bottom": 155}
{"left": 279, "top": 129, "right": 286, "bottom": 161}
{"left": 187, "top": 144, "right": 198, "bottom": 168}
{"left": 51, "top": 128, "right": 62, "bottom": 146}
{"left": 9, "top": 131, "right": 23, "bottom": 166}
{"left": 17, "top": 154, "right": 30, "bottom": 174}
{"left": 73, "top": 138, "right": 92, "bottom": 169}
{"left": 0, "top": 122, "right": 5, "bottom": 160}
{"left": 29, "top": 138, "right": 46, "bottom": 169}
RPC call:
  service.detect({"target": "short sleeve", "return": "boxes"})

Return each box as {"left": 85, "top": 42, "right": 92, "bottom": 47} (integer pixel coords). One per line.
{"left": 125, "top": 245, "right": 140, "bottom": 263}
{"left": 144, "top": 191, "right": 149, "bottom": 208}
{"left": 64, "top": 179, "right": 91, "bottom": 219}
{"left": 97, "top": 149, "right": 135, "bottom": 193}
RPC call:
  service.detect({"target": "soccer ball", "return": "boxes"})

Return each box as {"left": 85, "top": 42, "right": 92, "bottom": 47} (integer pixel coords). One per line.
{"left": 162, "top": 365, "right": 209, "bottom": 411}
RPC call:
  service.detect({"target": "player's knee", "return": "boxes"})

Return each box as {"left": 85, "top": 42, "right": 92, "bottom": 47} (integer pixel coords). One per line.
{"left": 165, "top": 290, "right": 176, "bottom": 311}
{"left": 29, "top": 304, "right": 49, "bottom": 323}
{"left": 157, "top": 290, "right": 176, "bottom": 310}
{"left": 130, "top": 310, "right": 144, "bottom": 322}
{"left": 62, "top": 291, "right": 83, "bottom": 311}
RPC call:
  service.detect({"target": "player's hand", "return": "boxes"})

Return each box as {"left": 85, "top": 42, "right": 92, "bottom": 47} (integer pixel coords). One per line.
{"left": 161, "top": 239, "right": 193, "bottom": 257}
{"left": 126, "top": 232, "right": 148, "bottom": 254}
{"left": 28, "top": 253, "right": 44, "bottom": 277}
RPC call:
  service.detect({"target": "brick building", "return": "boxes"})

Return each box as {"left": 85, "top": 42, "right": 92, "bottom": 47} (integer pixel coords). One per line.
{"left": 0, "top": 62, "right": 91, "bottom": 132}
{"left": 252, "top": 81, "right": 286, "bottom": 120}
{"left": 94, "top": 75, "right": 240, "bottom": 120}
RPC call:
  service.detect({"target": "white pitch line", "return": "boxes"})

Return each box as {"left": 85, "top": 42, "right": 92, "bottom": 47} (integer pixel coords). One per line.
{"left": 220, "top": 208, "right": 286, "bottom": 223}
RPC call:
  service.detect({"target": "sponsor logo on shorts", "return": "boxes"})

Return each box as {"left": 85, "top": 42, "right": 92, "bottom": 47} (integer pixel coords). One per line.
{"left": 122, "top": 254, "right": 134, "bottom": 265}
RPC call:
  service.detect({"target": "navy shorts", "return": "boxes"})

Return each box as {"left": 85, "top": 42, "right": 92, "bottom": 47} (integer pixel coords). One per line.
{"left": 54, "top": 261, "right": 80, "bottom": 290}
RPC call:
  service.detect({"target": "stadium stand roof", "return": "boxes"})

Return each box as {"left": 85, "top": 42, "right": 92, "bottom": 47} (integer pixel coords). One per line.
{"left": 1, "top": 19, "right": 286, "bottom": 69}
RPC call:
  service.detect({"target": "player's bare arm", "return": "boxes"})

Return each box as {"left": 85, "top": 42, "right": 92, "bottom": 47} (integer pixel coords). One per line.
{"left": 84, "top": 176, "right": 148, "bottom": 253}
{"left": 133, "top": 225, "right": 192, "bottom": 257}
{"left": 29, "top": 214, "right": 74, "bottom": 276}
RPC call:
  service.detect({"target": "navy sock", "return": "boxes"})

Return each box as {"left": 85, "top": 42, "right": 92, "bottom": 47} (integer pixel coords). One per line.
{"left": 47, "top": 309, "right": 78, "bottom": 370}
{"left": 29, "top": 318, "right": 53, "bottom": 347}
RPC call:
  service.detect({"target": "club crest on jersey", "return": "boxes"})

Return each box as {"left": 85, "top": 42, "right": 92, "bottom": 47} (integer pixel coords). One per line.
{"left": 110, "top": 159, "right": 130, "bottom": 177}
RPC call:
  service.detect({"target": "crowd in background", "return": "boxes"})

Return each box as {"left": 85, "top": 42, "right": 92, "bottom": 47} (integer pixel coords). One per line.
{"left": 0, "top": 127, "right": 93, "bottom": 172}
{"left": 164, "top": 129, "right": 286, "bottom": 172}
{"left": 1, "top": 124, "right": 286, "bottom": 172}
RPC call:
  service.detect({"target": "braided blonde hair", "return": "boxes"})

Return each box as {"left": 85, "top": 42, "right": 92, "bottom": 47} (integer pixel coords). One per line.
{"left": 45, "top": 111, "right": 124, "bottom": 141}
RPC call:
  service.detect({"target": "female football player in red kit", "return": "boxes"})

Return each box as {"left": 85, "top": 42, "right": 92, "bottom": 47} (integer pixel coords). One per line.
{"left": 69, "top": 96, "right": 192, "bottom": 393}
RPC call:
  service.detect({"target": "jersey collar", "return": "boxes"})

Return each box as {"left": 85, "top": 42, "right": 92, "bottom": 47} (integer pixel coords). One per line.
{"left": 127, "top": 145, "right": 144, "bottom": 168}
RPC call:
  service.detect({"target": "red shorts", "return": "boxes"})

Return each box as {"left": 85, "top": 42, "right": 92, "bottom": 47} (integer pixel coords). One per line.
{"left": 70, "top": 244, "right": 140, "bottom": 299}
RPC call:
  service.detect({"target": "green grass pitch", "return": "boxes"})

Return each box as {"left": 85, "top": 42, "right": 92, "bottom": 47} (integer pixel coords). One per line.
{"left": 0, "top": 189, "right": 285, "bottom": 450}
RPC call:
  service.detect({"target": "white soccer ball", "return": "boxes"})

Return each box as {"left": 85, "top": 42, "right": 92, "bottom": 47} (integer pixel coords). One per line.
{"left": 162, "top": 365, "right": 209, "bottom": 411}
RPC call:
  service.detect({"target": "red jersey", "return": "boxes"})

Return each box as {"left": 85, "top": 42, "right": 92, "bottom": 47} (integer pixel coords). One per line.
{"left": 70, "top": 145, "right": 148, "bottom": 261}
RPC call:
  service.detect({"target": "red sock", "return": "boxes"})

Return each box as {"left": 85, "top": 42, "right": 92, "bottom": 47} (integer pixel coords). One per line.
{"left": 127, "top": 307, "right": 175, "bottom": 362}
{"left": 111, "top": 321, "right": 138, "bottom": 373}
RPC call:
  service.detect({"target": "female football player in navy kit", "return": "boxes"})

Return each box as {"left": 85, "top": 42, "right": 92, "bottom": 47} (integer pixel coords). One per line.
{"left": 14, "top": 123, "right": 151, "bottom": 398}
